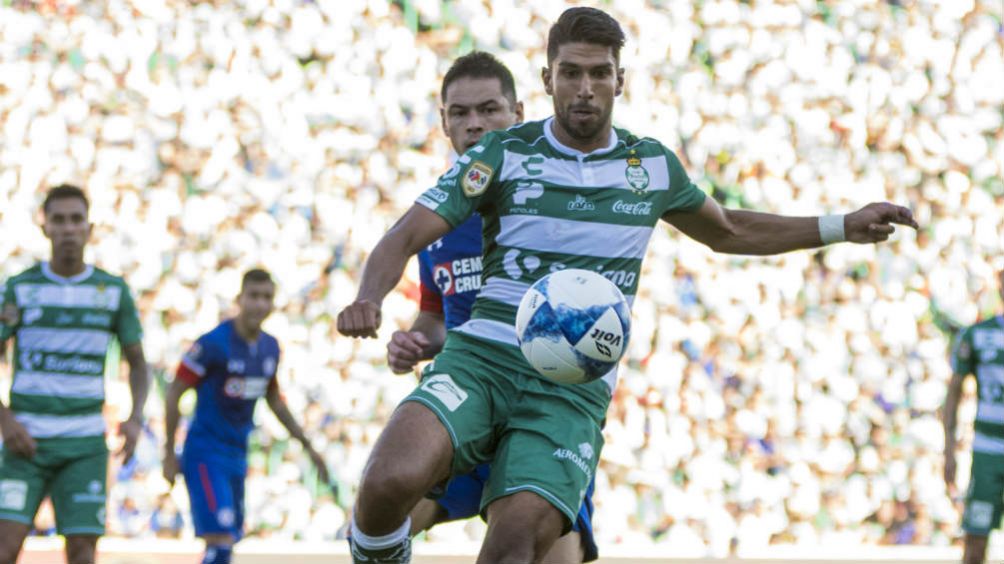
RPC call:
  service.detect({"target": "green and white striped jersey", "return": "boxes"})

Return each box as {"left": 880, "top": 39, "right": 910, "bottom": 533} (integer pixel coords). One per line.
{"left": 951, "top": 315, "right": 1004, "bottom": 455}
{"left": 417, "top": 118, "right": 706, "bottom": 390}
{"left": 0, "top": 263, "right": 142, "bottom": 440}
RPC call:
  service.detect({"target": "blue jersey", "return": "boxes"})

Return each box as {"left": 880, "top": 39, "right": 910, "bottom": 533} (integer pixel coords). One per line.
{"left": 418, "top": 214, "right": 482, "bottom": 328}
{"left": 176, "top": 319, "right": 280, "bottom": 458}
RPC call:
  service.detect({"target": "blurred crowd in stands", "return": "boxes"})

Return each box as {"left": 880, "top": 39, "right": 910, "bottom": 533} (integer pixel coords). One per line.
{"left": 1, "top": 0, "right": 1002, "bottom": 556}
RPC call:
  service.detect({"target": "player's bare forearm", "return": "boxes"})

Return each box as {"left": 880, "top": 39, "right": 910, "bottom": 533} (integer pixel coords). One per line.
{"left": 410, "top": 311, "right": 447, "bottom": 359}
{"left": 943, "top": 372, "right": 964, "bottom": 454}
{"left": 339, "top": 206, "right": 452, "bottom": 338}
{"left": 266, "top": 388, "right": 310, "bottom": 446}
{"left": 163, "top": 378, "right": 190, "bottom": 452}
{"left": 123, "top": 343, "right": 150, "bottom": 422}
{"left": 713, "top": 209, "right": 822, "bottom": 255}
{"left": 664, "top": 198, "right": 917, "bottom": 255}
{"left": 356, "top": 207, "right": 453, "bottom": 304}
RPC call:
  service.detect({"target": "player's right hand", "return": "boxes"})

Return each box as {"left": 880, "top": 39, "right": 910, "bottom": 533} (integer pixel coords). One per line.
{"left": 387, "top": 331, "right": 431, "bottom": 374}
{"left": 162, "top": 451, "right": 179, "bottom": 486}
{"left": 336, "top": 300, "right": 381, "bottom": 338}
{"left": 0, "top": 410, "right": 36, "bottom": 458}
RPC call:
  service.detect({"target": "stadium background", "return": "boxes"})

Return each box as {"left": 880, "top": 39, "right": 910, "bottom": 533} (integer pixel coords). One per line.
{"left": 0, "top": 0, "right": 1002, "bottom": 561}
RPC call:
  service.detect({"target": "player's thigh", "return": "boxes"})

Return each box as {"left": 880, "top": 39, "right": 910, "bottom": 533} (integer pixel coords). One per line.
{"left": 481, "top": 490, "right": 565, "bottom": 561}
{"left": 962, "top": 451, "right": 1004, "bottom": 536}
{"left": 400, "top": 352, "right": 502, "bottom": 478}
{"left": 482, "top": 376, "right": 608, "bottom": 533}
{"left": 181, "top": 452, "right": 240, "bottom": 540}
{"left": 49, "top": 446, "right": 108, "bottom": 536}
{"left": 409, "top": 499, "right": 447, "bottom": 534}
{"left": 0, "top": 448, "right": 51, "bottom": 529}
{"left": 0, "top": 520, "right": 31, "bottom": 561}
{"left": 544, "top": 531, "right": 584, "bottom": 564}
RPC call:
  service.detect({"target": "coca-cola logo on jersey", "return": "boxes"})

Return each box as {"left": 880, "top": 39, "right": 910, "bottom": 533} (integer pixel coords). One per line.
{"left": 611, "top": 200, "right": 653, "bottom": 216}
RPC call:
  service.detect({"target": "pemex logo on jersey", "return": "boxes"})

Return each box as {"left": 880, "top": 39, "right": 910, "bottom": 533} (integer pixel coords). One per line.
{"left": 433, "top": 257, "right": 483, "bottom": 296}
{"left": 567, "top": 195, "right": 595, "bottom": 211}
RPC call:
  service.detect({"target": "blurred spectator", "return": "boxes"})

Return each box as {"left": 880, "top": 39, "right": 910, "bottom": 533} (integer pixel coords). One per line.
{"left": 0, "top": 0, "right": 1002, "bottom": 551}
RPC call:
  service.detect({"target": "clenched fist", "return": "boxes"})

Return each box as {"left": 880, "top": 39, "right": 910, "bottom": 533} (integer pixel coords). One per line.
{"left": 337, "top": 300, "right": 382, "bottom": 338}
{"left": 387, "top": 331, "right": 431, "bottom": 374}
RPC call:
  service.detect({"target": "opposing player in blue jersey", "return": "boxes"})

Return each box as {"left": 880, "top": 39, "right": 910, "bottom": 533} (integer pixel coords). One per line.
{"left": 162, "top": 269, "right": 330, "bottom": 564}
{"left": 384, "top": 52, "right": 598, "bottom": 563}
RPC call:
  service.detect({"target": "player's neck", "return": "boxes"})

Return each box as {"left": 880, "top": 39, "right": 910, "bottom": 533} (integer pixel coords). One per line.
{"left": 48, "top": 254, "right": 87, "bottom": 279}
{"left": 549, "top": 118, "right": 613, "bottom": 154}
{"left": 233, "top": 317, "right": 261, "bottom": 343}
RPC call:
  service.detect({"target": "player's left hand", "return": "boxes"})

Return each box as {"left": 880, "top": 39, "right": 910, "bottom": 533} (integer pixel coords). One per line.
{"left": 306, "top": 445, "right": 331, "bottom": 485}
{"left": 844, "top": 203, "right": 918, "bottom": 244}
{"left": 118, "top": 416, "right": 142, "bottom": 462}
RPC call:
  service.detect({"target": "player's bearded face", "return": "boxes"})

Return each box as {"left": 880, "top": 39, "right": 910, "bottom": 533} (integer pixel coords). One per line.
{"left": 545, "top": 42, "right": 623, "bottom": 145}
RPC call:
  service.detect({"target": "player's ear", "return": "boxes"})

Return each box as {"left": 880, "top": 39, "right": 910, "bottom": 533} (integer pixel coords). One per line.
{"left": 514, "top": 100, "right": 524, "bottom": 125}
{"left": 615, "top": 67, "right": 625, "bottom": 97}
{"left": 542, "top": 66, "right": 553, "bottom": 96}
{"left": 440, "top": 106, "right": 448, "bottom": 135}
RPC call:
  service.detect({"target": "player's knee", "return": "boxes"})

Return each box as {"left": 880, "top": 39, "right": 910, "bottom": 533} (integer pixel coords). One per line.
{"left": 359, "top": 464, "right": 423, "bottom": 509}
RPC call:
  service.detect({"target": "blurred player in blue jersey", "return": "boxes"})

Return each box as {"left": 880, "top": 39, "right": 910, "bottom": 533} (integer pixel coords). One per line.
{"left": 162, "top": 269, "right": 330, "bottom": 564}
{"left": 384, "top": 51, "right": 598, "bottom": 563}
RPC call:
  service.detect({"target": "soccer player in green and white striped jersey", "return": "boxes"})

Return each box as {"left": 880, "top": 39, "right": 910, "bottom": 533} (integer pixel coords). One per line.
{"left": 0, "top": 184, "right": 150, "bottom": 564}
{"left": 337, "top": 8, "right": 918, "bottom": 563}
{"left": 944, "top": 268, "right": 1004, "bottom": 564}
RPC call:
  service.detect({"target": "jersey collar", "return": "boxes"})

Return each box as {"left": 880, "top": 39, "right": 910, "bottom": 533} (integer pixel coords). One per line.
{"left": 543, "top": 116, "right": 619, "bottom": 158}
{"left": 41, "top": 261, "right": 93, "bottom": 284}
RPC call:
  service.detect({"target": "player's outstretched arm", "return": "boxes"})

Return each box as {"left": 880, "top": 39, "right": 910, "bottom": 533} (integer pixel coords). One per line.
{"left": 162, "top": 376, "right": 195, "bottom": 486}
{"left": 264, "top": 379, "right": 331, "bottom": 485}
{"left": 663, "top": 197, "right": 918, "bottom": 255}
{"left": 120, "top": 343, "right": 150, "bottom": 462}
{"left": 942, "top": 371, "right": 965, "bottom": 497}
{"left": 337, "top": 205, "right": 452, "bottom": 338}
{"left": 388, "top": 311, "right": 447, "bottom": 374}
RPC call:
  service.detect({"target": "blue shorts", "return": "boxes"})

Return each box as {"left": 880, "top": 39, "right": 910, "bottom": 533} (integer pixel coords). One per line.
{"left": 436, "top": 463, "right": 598, "bottom": 562}
{"left": 181, "top": 445, "right": 246, "bottom": 540}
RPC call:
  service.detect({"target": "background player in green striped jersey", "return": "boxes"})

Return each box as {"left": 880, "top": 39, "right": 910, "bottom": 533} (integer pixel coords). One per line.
{"left": 944, "top": 268, "right": 1004, "bottom": 564}
{"left": 0, "top": 185, "right": 150, "bottom": 564}
{"left": 338, "top": 7, "right": 918, "bottom": 563}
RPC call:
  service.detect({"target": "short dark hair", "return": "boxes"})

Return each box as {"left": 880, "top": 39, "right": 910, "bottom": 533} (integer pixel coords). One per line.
{"left": 43, "top": 184, "right": 89, "bottom": 214}
{"left": 441, "top": 51, "right": 517, "bottom": 107}
{"left": 546, "top": 7, "right": 626, "bottom": 64}
{"left": 241, "top": 268, "right": 274, "bottom": 291}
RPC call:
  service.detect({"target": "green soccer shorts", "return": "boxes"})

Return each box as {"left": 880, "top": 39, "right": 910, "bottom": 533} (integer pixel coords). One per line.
{"left": 962, "top": 450, "right": 1004, "bottom": 536}
{"left": 0, "top": 436, "right": 108, "bottom": 536}
{"left": 404, "top": 333, "right": 610, "bottom": 530}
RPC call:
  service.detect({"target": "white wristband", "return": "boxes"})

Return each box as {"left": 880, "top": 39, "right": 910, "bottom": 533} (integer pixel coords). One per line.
{"left": 818, "top": 214, "right": 845, "bottom": 245}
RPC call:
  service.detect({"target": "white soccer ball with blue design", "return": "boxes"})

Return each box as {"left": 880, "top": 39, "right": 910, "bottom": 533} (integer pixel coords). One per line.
{"left": 515, "top": 269, "right": 631, "bottom": 385}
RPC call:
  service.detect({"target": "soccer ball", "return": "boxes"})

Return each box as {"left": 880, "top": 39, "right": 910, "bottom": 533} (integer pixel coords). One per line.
{"left": 515, "top": 269, "right": 631, "bottom": 385}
